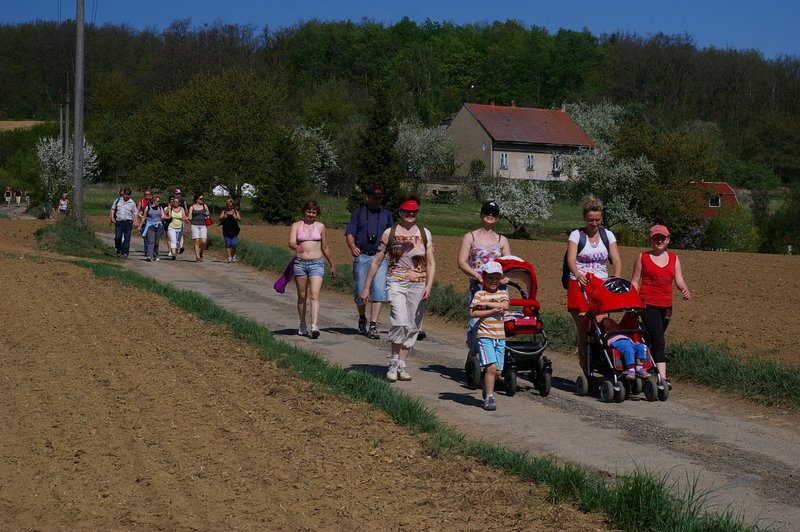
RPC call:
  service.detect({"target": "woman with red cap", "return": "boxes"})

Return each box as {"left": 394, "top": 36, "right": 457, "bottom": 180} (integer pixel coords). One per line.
{"left": 631, "top": 224, "right": 691, "bottom": 389}
{"left": 361, "top": 193, "right": 435, "bottom": 382}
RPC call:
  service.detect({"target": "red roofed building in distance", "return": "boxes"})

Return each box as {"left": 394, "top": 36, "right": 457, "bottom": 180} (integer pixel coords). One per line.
{"left": 687, "top": 181, "right": 739, "bottom": 219}
{"left": 445, "top": 102, "right": 594, "bottom": 180}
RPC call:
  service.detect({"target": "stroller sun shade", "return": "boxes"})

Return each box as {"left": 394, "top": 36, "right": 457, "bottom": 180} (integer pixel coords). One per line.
{"left": 584, "top": 275, "right": 644, "bottom": 314}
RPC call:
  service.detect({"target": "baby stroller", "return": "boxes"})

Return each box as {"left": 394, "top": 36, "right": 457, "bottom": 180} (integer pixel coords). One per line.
{"left": 575, "top": 274, "right": 670, "bottom": 403}
{"left": 464, "top": 256, "right": 552, "bottom": 397}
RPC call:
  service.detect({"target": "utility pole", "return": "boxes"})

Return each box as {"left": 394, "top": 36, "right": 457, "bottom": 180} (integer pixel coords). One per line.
{"left": 72, "top": 0, "right": 85, "bottom": 222}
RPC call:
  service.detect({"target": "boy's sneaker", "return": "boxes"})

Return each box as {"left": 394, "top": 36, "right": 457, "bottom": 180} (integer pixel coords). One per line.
{"left": 397, "top": 361, "right": 412, "bottom": 381}
{"left": 635, "top": 366, "right": 650, "bottom": 378}
{"left": 624, "top": 368, "right": 636, "bottom": 381}
{"left": 357, "top": 316, "right": 367, "bottom": 335}
{"left": 386, "top": 361, "right": 399, "bottom": 382}
{"left": 298, "top": 322, "right": 308, "bottom": 336}
{"left": 366, "top": 324, "right": 379, "bottom": 339}
{"left": 309, "top": 325, "right": 320, "bottom": 339}
{"left": 483, "top": 396, "right": 497, "bottom": 411}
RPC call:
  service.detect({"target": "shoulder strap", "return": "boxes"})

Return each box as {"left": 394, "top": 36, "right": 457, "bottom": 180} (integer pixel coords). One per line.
{"left": 387, "top": 224, "right": 429, "bottom": 249}
{"left": 416, "top": 224, "right": 428, "bottom": 249}
{"left": 600, "top": 228, "right": 613, "bottom": 264}
{"left": 577, "top": 229, "right": 587, "bottom": 254}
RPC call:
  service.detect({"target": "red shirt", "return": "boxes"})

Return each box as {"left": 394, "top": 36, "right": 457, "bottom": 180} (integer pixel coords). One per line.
{"left": 638, "top": 251, "right": 676, "bottom": 307}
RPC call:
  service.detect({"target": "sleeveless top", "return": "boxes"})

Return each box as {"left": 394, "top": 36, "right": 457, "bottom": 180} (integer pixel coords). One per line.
{"left": 296, "top": 222, "right": 322, "bottom": 242}
{"left": 467, "top": 232, "right": 503, "bottom": 275}
{"left": 638, "top": 251, "right": 677, "bottom": 307}
{"left": 221, "top": 210, "right": 240, "bottom": 238}
{"left": 169, "top": 207, "right": 184, "bottom": 229}
{"left": 145, "top": 205, "right": 163, "bottom": 223}
{"left": 190, "top": 206, "right": 207, "bottom": 226}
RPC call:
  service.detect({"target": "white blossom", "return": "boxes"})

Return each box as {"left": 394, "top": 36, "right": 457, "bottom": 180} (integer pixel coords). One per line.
{"left": 394, "top": 117, "right": 456, "bottom": 191}
{"left": 36, "top": 136, "right": 100, "bottom": 200}
{"left": 292, "top": 125, "right": 338, "bottom": 191}
{"left": 479, "top": 178, "right": 554, "bottom": 237}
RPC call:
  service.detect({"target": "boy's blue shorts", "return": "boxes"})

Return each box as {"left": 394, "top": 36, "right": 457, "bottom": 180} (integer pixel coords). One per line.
{"left": 477, "top": 338, "right": 505, "bottom": 371}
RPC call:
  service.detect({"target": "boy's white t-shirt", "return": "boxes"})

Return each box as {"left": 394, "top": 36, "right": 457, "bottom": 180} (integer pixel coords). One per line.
{"left": 568, "top": 229, "right": 616, "bottom": 280}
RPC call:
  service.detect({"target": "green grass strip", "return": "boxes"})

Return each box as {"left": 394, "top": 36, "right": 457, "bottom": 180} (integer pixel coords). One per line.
{"left": 37, "top": 223, "right": 762, "bottom": 530}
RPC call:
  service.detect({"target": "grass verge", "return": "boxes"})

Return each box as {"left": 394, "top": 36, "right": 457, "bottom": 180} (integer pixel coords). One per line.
{"left": 41, "top": 221, "right": 756, "bottom": 531}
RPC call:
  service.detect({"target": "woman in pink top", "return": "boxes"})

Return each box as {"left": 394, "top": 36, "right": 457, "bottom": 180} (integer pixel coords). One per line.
{"left": 631, "top": 224, "right": 691, "bottom": 388}
{"left": 457, "top": 200, "right": 511, "bottom": 299}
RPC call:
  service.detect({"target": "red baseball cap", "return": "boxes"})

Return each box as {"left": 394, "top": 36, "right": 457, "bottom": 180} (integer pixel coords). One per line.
{"left": 649, "top": 224, "right": 670, "bottom": 238}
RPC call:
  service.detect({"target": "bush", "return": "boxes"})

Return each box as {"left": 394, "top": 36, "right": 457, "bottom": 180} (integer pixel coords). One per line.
{"left": 702, "top": 205, "right": 760, "bottom": 252}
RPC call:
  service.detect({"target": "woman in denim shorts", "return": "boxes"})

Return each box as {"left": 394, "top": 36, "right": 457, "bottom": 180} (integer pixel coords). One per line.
{"left": 288, "top": 200, "right": 337, "bottom": 339}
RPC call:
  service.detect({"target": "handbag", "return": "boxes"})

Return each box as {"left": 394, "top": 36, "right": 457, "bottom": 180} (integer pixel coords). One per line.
{"left": 204, "top": 216, "right": 213, "bottom": 226}
{"left": 273, "top": 257, "right": 296, "bottom": 293}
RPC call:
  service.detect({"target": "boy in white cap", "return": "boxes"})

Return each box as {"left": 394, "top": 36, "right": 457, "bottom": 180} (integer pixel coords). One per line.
{"left": 469, "top": 261, "right": 509, "bottom": 411}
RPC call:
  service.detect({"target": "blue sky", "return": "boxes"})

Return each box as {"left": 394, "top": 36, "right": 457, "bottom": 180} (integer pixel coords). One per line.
{"left": 2, "top": 0, "right": 798, "bottom": 59}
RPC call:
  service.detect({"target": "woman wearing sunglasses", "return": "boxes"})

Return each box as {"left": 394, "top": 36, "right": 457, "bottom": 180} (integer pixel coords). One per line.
{"left": 361, "top": 193, "right": 435, "bottom": 382}
{"left": 188, "top": 193, "right": 211, "bottom": 262}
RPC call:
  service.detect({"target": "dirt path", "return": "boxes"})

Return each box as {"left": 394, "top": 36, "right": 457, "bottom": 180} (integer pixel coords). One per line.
{"left": 82, "top": 226, "right": 800, "bottom": 529}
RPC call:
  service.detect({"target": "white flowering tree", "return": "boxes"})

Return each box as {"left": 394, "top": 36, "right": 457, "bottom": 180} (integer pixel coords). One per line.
{"left": 36, "top": 136, "right": 100, "bottom": 201}
{"left": 394, "top": 117, "right": 456, "bottom": 193}
{"left": 292, "top": 125, "right": 339, "bottom": 192}
{"left": 561, "top": 102, "right": 653, "bottom": 229}
{"left": 479, "top": 178, "right": 554, "bottom": 238}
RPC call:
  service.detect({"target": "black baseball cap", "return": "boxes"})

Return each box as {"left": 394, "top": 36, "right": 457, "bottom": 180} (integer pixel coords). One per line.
{"left": 366, "top": 183, "right": 384, "bottom": 197}
{"left": 480, "top": 201, "right": 500, "bottom": 217}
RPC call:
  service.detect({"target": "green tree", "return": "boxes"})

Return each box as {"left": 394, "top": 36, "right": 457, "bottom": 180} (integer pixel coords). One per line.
{"left": 251, "top": 130, "right": 311, "bottom": 224}
{"left": 759, "top": 183, "right": 800, "bottom": 253}
{"left": 122, "top": 69, "right": 290, "bottom": 206}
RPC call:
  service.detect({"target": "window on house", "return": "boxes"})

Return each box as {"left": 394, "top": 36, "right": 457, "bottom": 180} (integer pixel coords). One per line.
{"left": 526, "top": 154, "right": 535, "bottom": 171}
{"left": 552, "top": 155, "right": 561, "bottom": 174}
{"left": 499, "top": 153, "right": 508, "bottom": 170}
{"left": 708, "top": 195, "right": 721, "bottom": 208}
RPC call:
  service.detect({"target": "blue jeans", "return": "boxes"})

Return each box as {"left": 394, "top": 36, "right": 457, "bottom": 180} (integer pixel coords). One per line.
{"left": 610, "top": 337, "right": 647, "bottom": 366}
{"left": 293, "top": 257, "right": 325, "bottom": 277}
{"left": 114, "top": 220, "right": 134, "bottom": 256}
{"left": 353, "top": 253, "right": 388, "bottom": 304}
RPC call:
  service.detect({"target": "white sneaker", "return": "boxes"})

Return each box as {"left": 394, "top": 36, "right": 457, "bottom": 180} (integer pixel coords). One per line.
{"left": 397, "top": 360, "right": 412, "bottom": 381}
{"left": 231, "top": 255, "right": 237, "bottom": 263}
{"left": 298, "top": 322, "right": 308, "bottom": 336}
{"left": 309, "top": 325, "right": 320, "bottom": 339}
{"left": 386, "top": 360, "right": 399, "bottom": 382}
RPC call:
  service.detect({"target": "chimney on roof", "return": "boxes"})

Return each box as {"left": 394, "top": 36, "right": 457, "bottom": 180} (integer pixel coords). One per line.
{"left": 511, "top": 100, "right": 516, "bottom": 107}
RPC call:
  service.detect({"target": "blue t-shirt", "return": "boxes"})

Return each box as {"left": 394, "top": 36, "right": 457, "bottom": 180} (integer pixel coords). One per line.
{"left": 345, "top": 205, "right": 393, "bottom": 253}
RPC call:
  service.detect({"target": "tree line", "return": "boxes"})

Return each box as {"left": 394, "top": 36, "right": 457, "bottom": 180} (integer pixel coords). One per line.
{"left": 0, "top": 17, "right": 798, "bottom": 251}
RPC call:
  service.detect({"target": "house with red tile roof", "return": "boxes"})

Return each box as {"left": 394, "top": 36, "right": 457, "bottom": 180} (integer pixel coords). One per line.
{"left": 445, "top": 102, "right": 594, "bottom": 180}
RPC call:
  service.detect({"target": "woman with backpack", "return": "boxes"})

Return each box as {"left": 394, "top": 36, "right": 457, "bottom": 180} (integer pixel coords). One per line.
{"left": 360, "top": 193, "right": 436, "bottom": 383}
{"left": 138, "top": 194, "right": 166, "bottom": 261}
{"left": 565, "top": 195, "right": 622, "bottom": 376}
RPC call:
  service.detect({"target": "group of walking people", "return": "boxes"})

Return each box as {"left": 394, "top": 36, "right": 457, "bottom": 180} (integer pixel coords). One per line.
{"left": 3, "top": 186, "right": 28, "bottom": 207}
{"left": 286, "top": 186, "right": 691, "bottom": 410}
{"left": 110, "top": 187, "right": 241, "bottom": 263}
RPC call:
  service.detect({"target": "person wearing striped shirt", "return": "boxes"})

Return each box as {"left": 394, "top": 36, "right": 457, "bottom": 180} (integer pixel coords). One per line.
{"left": 469, "top": 261, "right": 509, "bottom": 411}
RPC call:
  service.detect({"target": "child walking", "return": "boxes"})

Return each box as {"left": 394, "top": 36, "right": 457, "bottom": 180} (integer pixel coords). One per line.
{"left": 597, "top": 314, "right": 650, "bottom": 380}
{"left": 469, "top": 261, "right": 509, "bottom": 411}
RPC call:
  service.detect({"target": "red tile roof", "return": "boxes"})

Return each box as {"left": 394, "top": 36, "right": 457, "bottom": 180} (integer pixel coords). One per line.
{"left": 464, "top": 103, "right": 594, "bottom": 147}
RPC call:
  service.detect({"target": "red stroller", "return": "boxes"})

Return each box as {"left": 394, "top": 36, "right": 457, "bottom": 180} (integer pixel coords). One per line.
{"left": 464, "top": 256, "right": 552, "bottom": 397}
{"left": 575, "top": 274, "right": 669, "bottom": 403}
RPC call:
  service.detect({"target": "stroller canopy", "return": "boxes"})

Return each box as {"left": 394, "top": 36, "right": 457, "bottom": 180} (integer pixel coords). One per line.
{"left": 496, "top": 256, "right": 540, "bottom": 311}
{"left": 584, "top": 274, "right": 644, "bottom": 315}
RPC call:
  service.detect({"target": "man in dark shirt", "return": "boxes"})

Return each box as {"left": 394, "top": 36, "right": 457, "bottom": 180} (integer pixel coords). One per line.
{"left": 345, "top": 184, "right": 393, "bottom": 339}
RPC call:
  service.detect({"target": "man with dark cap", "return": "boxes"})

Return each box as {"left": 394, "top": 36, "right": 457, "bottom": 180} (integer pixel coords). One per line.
{"left": 345, "top": 183, "right": 394, "bottom": 338}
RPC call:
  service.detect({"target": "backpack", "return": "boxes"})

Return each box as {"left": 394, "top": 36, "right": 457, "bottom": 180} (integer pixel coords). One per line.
{"left": 387, "top": 224, "right": 428, "bottom": 253}
{"left": 561, "top": 228, "right": 613, "bottom": 289}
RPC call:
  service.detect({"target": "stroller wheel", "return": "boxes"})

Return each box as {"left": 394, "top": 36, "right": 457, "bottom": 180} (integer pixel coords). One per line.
{"left": 575, "top": 374, "right": 589, "bottom": 397}
{"left": 599, "top": 379, "right": 614, "bottom": 403}
{"left": 631, "top": 377, "right": 644, "bottom": 396}
{"left": 643, "top": 375, "right": 659, "bottom": 402}
{"left": 614, "top": 383, "right": 626, "bottom": 403}
{"left": 657, "top": 379, "right": 670, "bottom": 402}
{"left": 464, "top": 354, "right": 481, "bottom": 390}
{"left": 537, "top": 372, "right": 551, "bottom": 397}
{"left": 506, "top": 371, "right": 518, "bottom": 397}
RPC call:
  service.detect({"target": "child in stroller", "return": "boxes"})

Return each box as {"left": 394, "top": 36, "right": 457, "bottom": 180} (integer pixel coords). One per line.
{"left": 464, "top": 256, "right": 551, "bottom": 397}
{"left": 576, "top": 274, "right": 669, "bottom": 403}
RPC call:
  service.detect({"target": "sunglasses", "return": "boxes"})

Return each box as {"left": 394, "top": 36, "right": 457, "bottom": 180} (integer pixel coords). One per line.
{"left": 400, "top": 210, "right": 419, "bottom": 217}
{"left": 198, "top": 197, "right": 204, "bottom": 201}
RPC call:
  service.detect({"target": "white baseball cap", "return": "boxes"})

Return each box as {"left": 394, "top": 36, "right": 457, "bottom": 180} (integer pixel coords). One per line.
{"left": 482, "top": 261, "right": 503, "bottom": 275}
